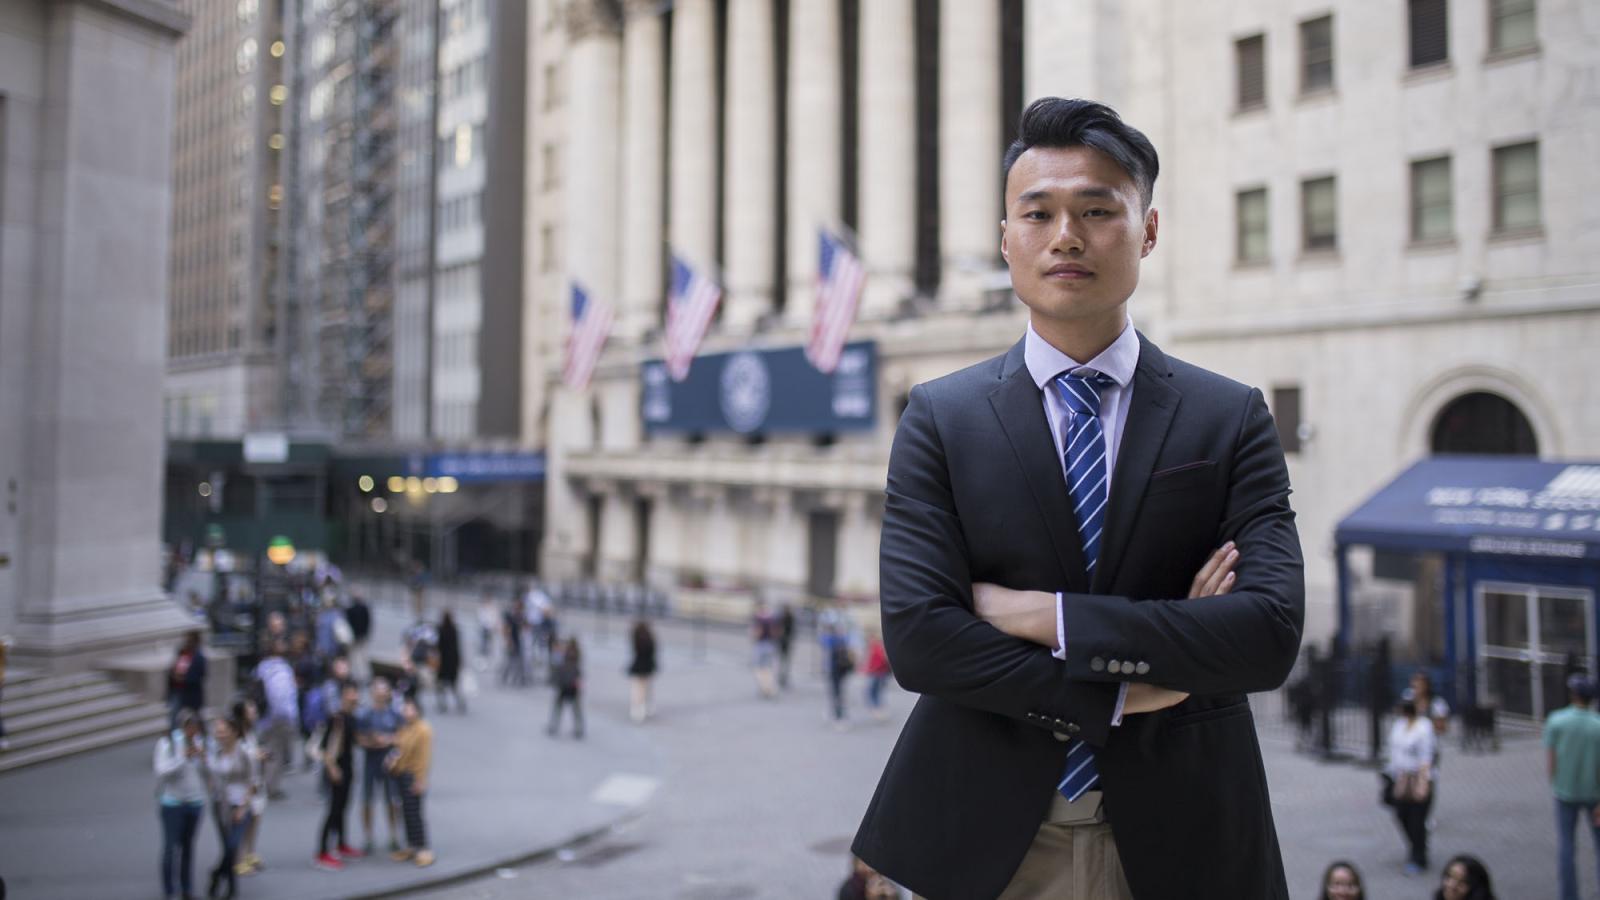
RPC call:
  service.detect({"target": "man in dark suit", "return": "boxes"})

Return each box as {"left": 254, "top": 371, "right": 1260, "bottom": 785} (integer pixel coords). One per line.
{"left": 852, "top": 98, "right": 1305, "bottom": 899}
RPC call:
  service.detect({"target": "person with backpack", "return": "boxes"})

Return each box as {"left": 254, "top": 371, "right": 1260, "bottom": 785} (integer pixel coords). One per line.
{"left": 254, "top": 640, "right": 299, "bottom": 799}
{"left": 547, "top": 636, "right": 585, "bottom": 739}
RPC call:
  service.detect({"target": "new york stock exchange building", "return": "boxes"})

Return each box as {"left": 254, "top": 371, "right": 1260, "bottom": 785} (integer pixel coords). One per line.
{"left": 524, "top": 0, "right": 1600, "bottom": 663}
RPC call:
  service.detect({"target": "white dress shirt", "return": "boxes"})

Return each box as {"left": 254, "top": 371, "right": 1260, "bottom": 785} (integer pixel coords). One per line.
{"left": 1022, "top": 318, "right": 1141, "bottom": 724}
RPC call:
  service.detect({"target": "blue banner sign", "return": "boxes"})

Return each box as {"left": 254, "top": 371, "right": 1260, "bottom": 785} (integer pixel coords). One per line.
{"left": 642, "top": 341, "right": 877, "bottom": 436}
{"left": 411, "top": 451, "right": 547, "bottom": 483}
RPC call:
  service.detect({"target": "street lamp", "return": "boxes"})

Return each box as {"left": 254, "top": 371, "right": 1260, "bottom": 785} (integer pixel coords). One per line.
{"left": 266, "top": 535, "right": 295, "bottom": 567}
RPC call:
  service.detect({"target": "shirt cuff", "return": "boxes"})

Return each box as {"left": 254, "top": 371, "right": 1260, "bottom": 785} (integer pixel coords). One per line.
{"left": 1111, "top": 684, "right": 1129, "bottom": 727}
{"left": 1051, "top": 591, "right": 1066, "bottom": 661}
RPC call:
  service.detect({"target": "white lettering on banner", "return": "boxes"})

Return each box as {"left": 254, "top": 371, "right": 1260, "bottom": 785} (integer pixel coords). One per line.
{"left": 1468, "top": 536, "right": 1587, "bottom": 558}
{"left": 1427, "top": 487, "right": 1475, "bottom": 507}
{"left": 1476, "top": 487, "right": 1531, "bottom": 508}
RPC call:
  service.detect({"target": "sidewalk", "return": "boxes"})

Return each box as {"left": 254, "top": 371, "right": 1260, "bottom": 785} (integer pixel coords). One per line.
{"left": 0, "top": 596, "right": 663, "bottom": 900}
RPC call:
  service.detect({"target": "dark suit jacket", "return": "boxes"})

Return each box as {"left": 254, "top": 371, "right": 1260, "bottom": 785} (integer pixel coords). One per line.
{"left": 852, "top": 334, "right": 1304, "bottom": 900}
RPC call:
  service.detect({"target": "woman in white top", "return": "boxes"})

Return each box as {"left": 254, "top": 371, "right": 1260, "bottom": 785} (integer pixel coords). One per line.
{"left": 1386, "top": 699, "right": 1436, "bottom": 874}
{"left": 206, "top": 715, "right": 257, "bottom": 899}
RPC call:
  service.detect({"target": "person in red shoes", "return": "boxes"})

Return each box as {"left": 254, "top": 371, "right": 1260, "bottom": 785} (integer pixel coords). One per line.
{"left": 313, "top": 681, "right": 364, "bottom": 870}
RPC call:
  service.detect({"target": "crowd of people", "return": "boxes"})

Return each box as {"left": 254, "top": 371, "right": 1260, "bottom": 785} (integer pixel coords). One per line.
{"left": 154, "top": 577, "right": 438, "bottom": 898}
{"left": 749, "top": 601, "right": 894, "bottom": 730}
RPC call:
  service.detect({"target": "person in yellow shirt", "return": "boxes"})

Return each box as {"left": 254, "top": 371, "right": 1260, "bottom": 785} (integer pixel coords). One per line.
{"left": 386, "top": 696, "right": 434, "bottom": 867}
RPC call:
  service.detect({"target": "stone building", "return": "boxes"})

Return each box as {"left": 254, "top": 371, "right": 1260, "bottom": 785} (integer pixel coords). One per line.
{"left": 528, "top": 0, "right": 1600, "bottom": 642}
{"left": 0, "top": 0, "right": 193, "bottom": 663}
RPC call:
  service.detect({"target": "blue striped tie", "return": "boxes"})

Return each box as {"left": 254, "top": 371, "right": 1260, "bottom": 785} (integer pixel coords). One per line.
{"left": 1053, "top": 370, "right": 1113, "bottom": 802}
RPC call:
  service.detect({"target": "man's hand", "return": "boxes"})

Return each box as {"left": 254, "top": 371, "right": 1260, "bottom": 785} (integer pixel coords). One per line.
{"left": 1124, "top": 683, "right": 1189, "bottom": 714}
{"left": 1189, "top": 542, "right": 1238, "bottom": 598}
{"left": 972, "top": 584, "right": 1057, "bottom": 647}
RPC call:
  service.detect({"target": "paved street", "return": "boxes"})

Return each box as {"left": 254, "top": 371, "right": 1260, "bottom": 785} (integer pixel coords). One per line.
{"left": 0, "top": 583, "right": 1592, "bottom": 899}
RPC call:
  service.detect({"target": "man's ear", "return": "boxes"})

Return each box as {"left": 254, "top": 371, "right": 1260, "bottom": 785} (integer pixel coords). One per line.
{"left": 1140, "top": 208, "right": 1159, "bottom": 258}
{"left": 999, "top": 219, "right": 1009, "bottom": 264}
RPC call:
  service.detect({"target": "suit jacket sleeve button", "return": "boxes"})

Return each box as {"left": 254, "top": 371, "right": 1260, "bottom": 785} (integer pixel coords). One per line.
{"left": 1067, "top": 722, "right": 1081, "bottom": 735}
{"left": 1108, "top": 660, "right": 1122, "bottom": 675}
{"left": 1135, "top": 661, "right": 1150, "bottom": 675}
{"left": 1090, "top": 656, "right": 1106, "bottom": 673}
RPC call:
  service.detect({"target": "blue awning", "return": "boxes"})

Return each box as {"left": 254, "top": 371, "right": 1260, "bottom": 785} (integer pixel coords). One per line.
{"left": 1335, "top": 456, "right": 1600, "bottom": 560}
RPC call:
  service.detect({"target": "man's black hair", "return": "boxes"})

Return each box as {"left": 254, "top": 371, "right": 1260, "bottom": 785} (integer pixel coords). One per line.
{"left": 1002, "top": 97, "right": 1159, "bottom": 207}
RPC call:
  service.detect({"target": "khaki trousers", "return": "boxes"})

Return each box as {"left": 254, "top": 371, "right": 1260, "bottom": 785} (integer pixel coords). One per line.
{"left": 917, "top": 792, "right": 1133, "bottom": 900}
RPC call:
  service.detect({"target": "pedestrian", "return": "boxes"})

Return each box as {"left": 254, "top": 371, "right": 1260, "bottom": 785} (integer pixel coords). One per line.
{"left": 312, "top": 681, "right": 364, "bottom": 871}
{"left": 167, "top": 631, "right": 208, "bottom": 729}
{"left": 435, "top": 610, "right": 465, "bottom": 713}
{"left": 776, "top": 603, "right": 796, "bottom": 690}
{"left": 500, "top": 597, "right": 528, "bottom": 687}
{"left": 1317, "top": 860, "right": 1364, "bottom": 900}
{"left": 526, "top": 580, "right": 557, "bottom": 665}
{"left": 547, "top": 636, "right": 584, "bottom": 739}
{"left": 290, "top": 631, "right": 322, "bottom": 765}
{"left": 1386, "top": 698, "right": 1436, "bottom": 875}
{"left": 254, "top": 640, "right": 299, "bottom": 799}
{"left": 822, "top": 621, "right": 855, "bottom": 726}
{"left": 750, "top": 600, "right": 779, "bottom": 699}
{"left": 403, "top": 618, "right": 439, "bottom": 701}
{"left": 356, "top": 677, "right": 404, "bottom": 855}
{"left": 314, "top": 589, "right": 348, "bottom": 663}
{"left": 862, "top": 628, "right": 892, "bottom": 720}
{"left": 205, "top": 714, "right": 256, "bottom": 899}
{"left": 1405, "top": 669, "right": 1452, "bottom": 738}
{"left": 853, "top": 97, "right": 1301, "bottom": 899}
{"left": 476, "top": 590, "right": 499, "bottom": 671}
{"left": 346, "top": 593, "right": 372, "bottom": 684}
{"left": 407, "top": 561, "right": 427, "bottom": 621}
{"left": 386, "top": 696, "right": 435, "bottom": 867}
{"left": 1435, "top": 854, "right": 1495, "bottom": 900}
{"left": 838, "top": 856, "right": 902, "bottom": 900}
{"left": 155, "top": 709, "right": 209, "bottom": 900}
{"left": 1545, "top": 673, "right": 1600, "bottom": 900}
{"left": 232, "top": 700, "right": 267, "bottom": 877}
{"left": 628, "top": 619, "right": 658, "bottom": 724}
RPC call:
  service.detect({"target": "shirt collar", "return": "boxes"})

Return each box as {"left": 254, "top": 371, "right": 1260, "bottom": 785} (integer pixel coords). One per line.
{"left": 1024, "top": 318, "right": 1140, "bottom": 391}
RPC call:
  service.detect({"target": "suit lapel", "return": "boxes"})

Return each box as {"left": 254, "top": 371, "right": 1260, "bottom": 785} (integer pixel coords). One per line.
{"left": 989, "top": 341, "right": 1090, "bottom": 592}
{"left": 1093, "top": 334, "right": 1181, "bottom": 594}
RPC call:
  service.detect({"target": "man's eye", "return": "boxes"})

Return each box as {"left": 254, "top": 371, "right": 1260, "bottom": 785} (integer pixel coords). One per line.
{"left": 1024, "top": 210, "right": 1049, "bottom": 220}
{"left": 1084, "top": 208, "right": 1110, "bottom": 218}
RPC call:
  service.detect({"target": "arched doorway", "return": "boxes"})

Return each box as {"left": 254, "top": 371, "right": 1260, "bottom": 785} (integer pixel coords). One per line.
{"left": 1429, "top": 391, "right": 1538, "bottom": 455}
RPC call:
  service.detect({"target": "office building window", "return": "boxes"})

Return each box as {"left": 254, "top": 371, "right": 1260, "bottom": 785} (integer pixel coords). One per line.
{"left": 1235, "top": 34, "right": 1266, "bottom": 110}
{"left": 1301, "top": 176, "right": 1337, "bottom": 252}
{"left": 1490, "top": 0, "right": 1537, "bottom": 53}
{"left": 1236, "top": 188, "right": 1269, "bottom": 264}
{"left": 1493, "top": 141, "right": 1540, "bottom": 233}
{"left": 1410, "top": 156, "right": 1453, "bottom": 242}
{"left": 1300, "top": 16, "right": 1334, "bottom": 93}
{"left": 1409, "top": 0, "right": 1449, "bottom": 68}
{"left": 1272, "top": 387, "right": 1303, "bottom": 454}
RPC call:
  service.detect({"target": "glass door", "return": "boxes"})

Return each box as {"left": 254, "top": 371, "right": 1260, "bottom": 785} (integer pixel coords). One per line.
{"left": 1477, "top": 581, "right": 1596, "bottom": 719}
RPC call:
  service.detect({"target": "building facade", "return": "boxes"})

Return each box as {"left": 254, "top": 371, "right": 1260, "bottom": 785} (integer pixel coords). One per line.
{"left": 529, "top": 0, "right": 1600, "bottom": 647}
{"left": 165, "top": 0, "right": 289, "bottom": 438}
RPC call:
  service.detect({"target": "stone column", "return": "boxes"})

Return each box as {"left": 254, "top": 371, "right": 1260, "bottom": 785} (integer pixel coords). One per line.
{"left": 835, "top": 492, "right": 880, "bottom": 601}
{"left": 4, "top": 0, "right": 195, "bottom": 669}
{"left": 1024, "top": 1, "right": 1122, "bottom": 106}
{"left": 784, "top": 0, "right": 841, "bottom": 326}
{"left": 669, "top": 0, "right": 718, "bottom": 269}
{"left": 565, "top": 2, "right": 623, "bottom": 306}
{"left": 938, "top": 0, "right": 1001, "bottom": 309}
{"left": 857, "top": 0, "right": 917, "bottom": 320}
{"left": 619, "top": 0, "right": 665, "bottom": 341}
{"left": 720, "top": 0, "right": 777, "bottom": 331}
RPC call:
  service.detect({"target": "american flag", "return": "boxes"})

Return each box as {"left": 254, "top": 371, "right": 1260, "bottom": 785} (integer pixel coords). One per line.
{"left": 806, "top": 228, "right": 865, "bottom": 374}
{"left": 563, "top": 282, "right": 613, "bottom": 390}
{"left": 664, "top": 254, "right": 722, "bottom": 382}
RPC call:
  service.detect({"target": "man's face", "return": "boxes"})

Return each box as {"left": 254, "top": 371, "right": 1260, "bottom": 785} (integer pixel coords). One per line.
{"left": 371, "top": 680, "right": 392, "bottom": 706}
{"left": 1001, "top": 145, "right": 1156, "bottom": 335}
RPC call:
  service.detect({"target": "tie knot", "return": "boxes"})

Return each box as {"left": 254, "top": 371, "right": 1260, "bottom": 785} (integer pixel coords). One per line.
{"left": 1054, "top": 370, "right": 1111, "bottom": 417}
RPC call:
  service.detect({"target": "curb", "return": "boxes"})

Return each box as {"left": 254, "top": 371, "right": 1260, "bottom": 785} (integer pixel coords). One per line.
{"left": 345, "top": 811, "right": 644, "bottom": 899}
